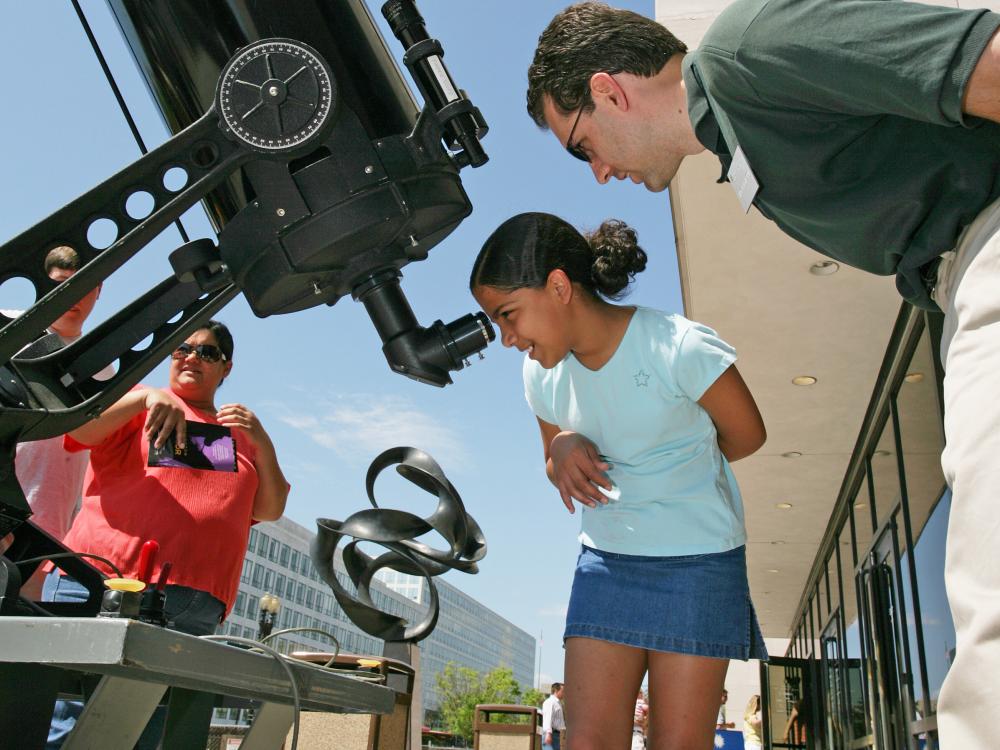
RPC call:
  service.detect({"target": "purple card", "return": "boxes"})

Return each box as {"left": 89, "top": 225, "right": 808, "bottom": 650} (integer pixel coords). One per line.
{"left": 148, "top": 420, "right": 237, "bottom": 472}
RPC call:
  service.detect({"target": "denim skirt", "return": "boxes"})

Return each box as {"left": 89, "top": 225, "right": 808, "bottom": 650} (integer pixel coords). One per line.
{"left": 564, "top": 544, "right": 768, "bottom": 661}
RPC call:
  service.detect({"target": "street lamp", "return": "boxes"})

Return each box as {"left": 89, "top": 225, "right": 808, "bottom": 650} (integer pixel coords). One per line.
{"left": 257, "top": 592, "right": 281, "bottom": 640}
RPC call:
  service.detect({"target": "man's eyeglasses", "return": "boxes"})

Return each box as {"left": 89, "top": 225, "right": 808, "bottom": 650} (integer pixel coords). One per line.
{"left": 565, "top": 104, "right": 590, "bottom": 163}
{"left": 171, "top": 342, "right": 227, "bottom": 363}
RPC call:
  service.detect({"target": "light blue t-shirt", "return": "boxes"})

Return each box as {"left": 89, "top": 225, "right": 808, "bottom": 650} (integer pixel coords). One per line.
{"left": 523, "top": 307, "right": 746, "bottom": 556}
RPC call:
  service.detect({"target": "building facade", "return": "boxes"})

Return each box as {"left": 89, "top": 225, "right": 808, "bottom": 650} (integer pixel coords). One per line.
{"left": 215, "top": 515, "right": 535, "bottom": 723}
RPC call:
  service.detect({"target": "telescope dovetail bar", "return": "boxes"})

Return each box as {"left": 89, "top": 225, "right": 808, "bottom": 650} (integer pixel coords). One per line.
{"left": 311, "top": 447, "right": 486, "bottom": 643}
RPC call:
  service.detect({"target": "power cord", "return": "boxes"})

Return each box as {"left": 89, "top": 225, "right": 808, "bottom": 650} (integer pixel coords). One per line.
{"left": 261, "top": 627, "right": 385, "bottom": 682}
{"left": 200, "top": 634, "right": 302, "bottom": 750}
{"left": 14, "top": 552, "right": 122, "bottom": 578}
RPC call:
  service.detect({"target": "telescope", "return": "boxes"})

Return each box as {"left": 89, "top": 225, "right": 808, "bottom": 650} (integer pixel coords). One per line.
{"left": 0, "top": 0, "right": 493, "bottom": 568}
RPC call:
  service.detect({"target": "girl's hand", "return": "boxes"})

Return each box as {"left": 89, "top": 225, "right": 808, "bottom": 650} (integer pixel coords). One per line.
{"left": 216, "top": 403, "right": 271, "bottom": 449}
{"left": 142, "top": 388, "right": 187, "bottom": 449}
{"left": 549, "top": 431, "right": 612, "bottom": 513}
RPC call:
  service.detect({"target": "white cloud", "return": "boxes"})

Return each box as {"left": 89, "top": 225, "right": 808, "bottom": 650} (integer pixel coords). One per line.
{"left": 278, "top": 393, "right": 470, "bottom": 470}
{"left": 537, "top": 604, "right": 568, "bottom": 619}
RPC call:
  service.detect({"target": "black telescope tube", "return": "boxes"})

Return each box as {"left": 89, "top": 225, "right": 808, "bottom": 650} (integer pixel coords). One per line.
{"left": 382, "top": 0, "right": 487, "bottom": 167}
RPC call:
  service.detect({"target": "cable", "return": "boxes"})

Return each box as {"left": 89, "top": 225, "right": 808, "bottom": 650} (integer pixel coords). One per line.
{"left": 201, "top": 635, "right": 301, "bottom": 750}
{"left": 14, "top": 551, "right": 121, "bottom": 578}
{"left": 68, "top": 0, "right": 191, "bottom": 244}
{"left": 261, "top": 626, "right": 342, "bottom": 667}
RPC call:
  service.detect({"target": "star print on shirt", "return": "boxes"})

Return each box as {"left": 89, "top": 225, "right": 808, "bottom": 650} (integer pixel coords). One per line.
{"left": 633, "top": 369, "right": 650, "bottom": 387}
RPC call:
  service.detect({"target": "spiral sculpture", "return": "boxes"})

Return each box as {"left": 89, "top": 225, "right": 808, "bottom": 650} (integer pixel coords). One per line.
{"left": 311, "top": 447, "right": 486, "bottom": 643}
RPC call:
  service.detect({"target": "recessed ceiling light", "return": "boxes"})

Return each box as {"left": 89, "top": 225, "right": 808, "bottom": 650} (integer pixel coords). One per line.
{"left": 904, "top": 372, "right": 924, "bottom": 384}
{"left": 872, "top": 450, "right": 891, "bottom": 457}
{"left": 792, "top": 375, "right": 817, "bottom": 386}
{"left": 770, "top": 540, "right": 786, "bottom": 545}
{"left": 781, "top": 451, "right": 803, "bottom": 458}
{"left": 854, "top": 501, "right": 867, "bottom": 509}
{"left": 809, "top": 260, "right": 840, "bottom": 276}
{"left": 775, "top": 502, "right": 794, "bottom": 510}
{"left": 767, "top": 569, "right": 780, "bottom": 573}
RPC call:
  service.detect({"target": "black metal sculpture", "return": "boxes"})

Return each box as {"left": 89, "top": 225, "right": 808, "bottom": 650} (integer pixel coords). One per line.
{"left": 311, "top": 447, "right": 486, "bottom": 643}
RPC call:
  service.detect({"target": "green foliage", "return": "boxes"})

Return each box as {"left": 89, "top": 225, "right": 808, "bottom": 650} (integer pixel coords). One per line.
{"left": 435, "top": 663, "right": 536, "bottom": 742}
{"left": 521, "top": 687, "right": 546, "bottom": 708}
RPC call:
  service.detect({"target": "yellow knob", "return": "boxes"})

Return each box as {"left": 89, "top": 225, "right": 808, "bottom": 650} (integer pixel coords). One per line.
{"left": 357, "top": 658, "right": 382, "bottom": 669}
{"left": 104, "top": 578, "right": 146, "bottom": 593}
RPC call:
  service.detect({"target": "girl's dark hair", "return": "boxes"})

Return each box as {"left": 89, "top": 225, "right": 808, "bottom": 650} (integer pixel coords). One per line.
{"left": 470, "top": 212, "right": 647, "bottom": 301}
{"left": 195, "top": 319, "right": 234, "bottom": 362}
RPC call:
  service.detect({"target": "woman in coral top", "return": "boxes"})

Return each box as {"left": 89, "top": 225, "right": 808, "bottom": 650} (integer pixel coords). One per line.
{"left": 44, "top": 319, "right": 289, "bottom": 748}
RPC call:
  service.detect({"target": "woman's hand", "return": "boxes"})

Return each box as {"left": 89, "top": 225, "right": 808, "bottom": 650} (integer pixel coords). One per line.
{"left": 548, "top": 430, "right": 612, "bottom": 513}
{"left": 216, "top": 403, "right": 271, "bottom": 449}
{"left": 142, "top": 388, "right": 187, "bottom": 450}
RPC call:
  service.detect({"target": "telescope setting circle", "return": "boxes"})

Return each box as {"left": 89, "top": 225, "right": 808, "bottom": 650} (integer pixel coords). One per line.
{"left": 216, "top": 38, "right": 337, "bottom": 154}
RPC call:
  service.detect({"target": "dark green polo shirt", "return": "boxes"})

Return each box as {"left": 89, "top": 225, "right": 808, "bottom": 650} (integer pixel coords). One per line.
{"left": 683, "top": 0, "right": 1000, "bottom": 309}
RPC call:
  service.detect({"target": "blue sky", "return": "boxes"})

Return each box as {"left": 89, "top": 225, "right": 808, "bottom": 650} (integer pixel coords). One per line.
{"left": 0, "top": 0, "right": 682, "bottom": 688}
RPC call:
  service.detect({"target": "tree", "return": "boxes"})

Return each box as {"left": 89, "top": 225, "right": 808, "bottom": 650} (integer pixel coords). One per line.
{"left": 521, "top": 687, "right": 546, "bottom": 709}
{"left": 435, "top": 663, "right": 531, "bottom": 742}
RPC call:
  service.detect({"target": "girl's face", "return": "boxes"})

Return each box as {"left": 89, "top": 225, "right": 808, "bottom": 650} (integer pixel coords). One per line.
{"left": 473, "top": 275, "right": 572, "bottom": 369}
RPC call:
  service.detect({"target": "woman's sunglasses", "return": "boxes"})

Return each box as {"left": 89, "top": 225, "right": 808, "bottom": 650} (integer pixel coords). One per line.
{"left": 171, "top": 342, "right": 227, "bottom": 363}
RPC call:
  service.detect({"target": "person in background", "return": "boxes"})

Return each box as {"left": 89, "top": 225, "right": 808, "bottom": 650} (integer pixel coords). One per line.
{"left": 743, "top": 694, "right": 763, "bottom": 750}
{"left": 541, "top": 682, "right": 566, "bottom": 750}
{"left": 471, "top": 212, "right": 767, "bottom": 750}
{"left": 716, "top": 688, "right": 735, "bottom": 730}
{"left": 44, "top": 319, "right": 289, "bottom": 749}
{"left": 0, "top": 246, "right": 110, "bottom": 598}
{"left": 632, "top": 688, "right": 649, "bottom": 750}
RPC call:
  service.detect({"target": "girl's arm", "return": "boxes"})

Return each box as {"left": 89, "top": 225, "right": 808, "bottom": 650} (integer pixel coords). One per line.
{"left": 216, "top": 404, "right": 289, "bottom": 522}
{"left": 68, "top": 387, "right": 187, "bottom": 449}
{"left": 698, "top": 364, "right": 766, "bottom": 462}
{"left": 536, "top": 417, "right": 612, "bottom": 513}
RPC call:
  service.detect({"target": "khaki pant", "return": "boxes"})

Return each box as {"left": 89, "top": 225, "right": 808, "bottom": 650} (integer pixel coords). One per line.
{"left": 933, "top": 197, "right": 1000, "bottom": 749}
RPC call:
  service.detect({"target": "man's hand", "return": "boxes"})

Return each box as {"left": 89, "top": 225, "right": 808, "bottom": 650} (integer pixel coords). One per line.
{"left": 548, "top": 431, "right": 612, "bottom": 513}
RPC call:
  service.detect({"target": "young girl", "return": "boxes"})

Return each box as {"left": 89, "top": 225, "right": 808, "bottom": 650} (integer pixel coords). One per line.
{"left": 470, "top": 212, "right": 768, "bottom": 750}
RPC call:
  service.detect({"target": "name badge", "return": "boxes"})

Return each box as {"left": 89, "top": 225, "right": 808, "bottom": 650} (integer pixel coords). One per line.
{"left": 727, "top": 146, "right": 760, "bottom": 214}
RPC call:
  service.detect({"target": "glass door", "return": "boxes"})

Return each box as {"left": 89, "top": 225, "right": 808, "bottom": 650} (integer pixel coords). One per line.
{"left": 760, "top": 657, "right": 819, "bottom": 750}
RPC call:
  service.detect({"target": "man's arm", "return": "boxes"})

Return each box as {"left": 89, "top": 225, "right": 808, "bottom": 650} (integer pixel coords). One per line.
{"left": 964, "top": 27, "right": 1000, "bottom": 123}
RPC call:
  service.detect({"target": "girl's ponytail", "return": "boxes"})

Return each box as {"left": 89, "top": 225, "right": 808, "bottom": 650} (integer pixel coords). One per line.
{"left": 585, "top": 219, "right": 648, "bottom": 300}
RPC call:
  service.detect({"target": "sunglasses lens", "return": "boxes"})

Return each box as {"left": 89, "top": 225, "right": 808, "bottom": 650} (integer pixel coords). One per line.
{"left": 172, "top": 343, "right": 223, "bottom": 362}
{"left": 568, "top": 145, "right": 590, "bottom": 163}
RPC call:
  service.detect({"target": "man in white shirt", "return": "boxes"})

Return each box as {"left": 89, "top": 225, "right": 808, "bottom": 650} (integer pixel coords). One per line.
{"left": 541, "top": 682, "right": 566, "bottom": 750}
{"left": 1, "top": 246, "right": 108, "bottom": 596}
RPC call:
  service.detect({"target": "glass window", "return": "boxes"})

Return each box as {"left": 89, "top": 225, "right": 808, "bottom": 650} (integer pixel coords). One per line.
{"left": 869, "top": 416, "right": 901, "bottom": 533}
{"left": 290, "top": 550, "right": 300, "bottom": 573}
{"left": 306, "top": 587, "right": 314, "bottom": 609}
{"left": 276, "top": 573, "right": 286, "bottom": 599}
{"left": 257, "top": 531, "right": 269, "bottom": 556}
{"left": 263, "top": 569, "right": 273, "bottom": 591}
{"left": 269, "top": 538, "right": 279, "bottom": 562}
{"left": 894, "top": 325, "right": 946, "bottom": 548}
{"left": 904, "top": 491, "right": 955, "bottom": 714}
{"left": 297, "top": 582, "right": 306, "bottom": 605}
{"left": 251, "top": 562, "right": 264, "bottom": 588}
{"left": 248, "top": 528, "right": 258, "bottom": 551}
{"left": 280, "top": 543, "right": 290, "bottom": 567}
{"left": 241, "top": 558, "right": 252, "bottom": 584}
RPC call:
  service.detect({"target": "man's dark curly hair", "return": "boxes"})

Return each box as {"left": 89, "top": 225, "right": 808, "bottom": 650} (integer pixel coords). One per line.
{"left": 527, "top": 2, "right": 687, "bottom": 127}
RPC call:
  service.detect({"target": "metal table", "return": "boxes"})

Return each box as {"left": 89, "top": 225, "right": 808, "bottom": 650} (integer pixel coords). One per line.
{"left": 0, "top": 617, "right": 395, "bottom": 749}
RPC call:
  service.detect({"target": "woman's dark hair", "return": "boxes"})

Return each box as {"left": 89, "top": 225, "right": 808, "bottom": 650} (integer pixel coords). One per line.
{"left": 470, "top": 212, "right": 647, "bottom": 301}
{"left": 194, "top": 319, "right": 234, "bottom": 362}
